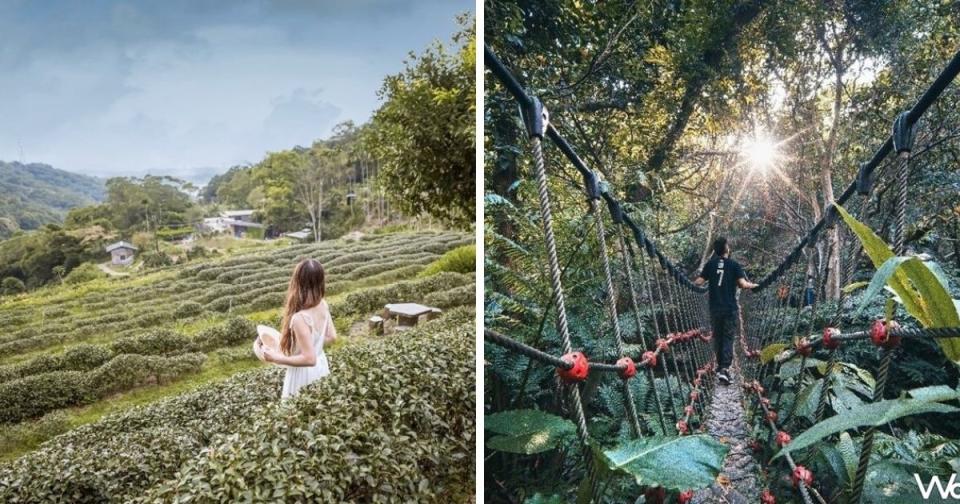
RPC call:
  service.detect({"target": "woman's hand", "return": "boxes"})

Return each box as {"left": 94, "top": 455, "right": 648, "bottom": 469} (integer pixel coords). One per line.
{"left": 261, "top": 347, "right": 279, "bottom": 363}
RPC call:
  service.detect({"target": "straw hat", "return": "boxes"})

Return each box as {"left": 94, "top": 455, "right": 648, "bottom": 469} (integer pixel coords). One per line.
{"left": 253, "top": 325, "right": 281, "bottom": 362}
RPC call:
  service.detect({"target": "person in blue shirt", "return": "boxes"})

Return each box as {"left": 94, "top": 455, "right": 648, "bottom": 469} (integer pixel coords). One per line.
{"left": 694, "top": 237, "right": 757, "bottom": 385}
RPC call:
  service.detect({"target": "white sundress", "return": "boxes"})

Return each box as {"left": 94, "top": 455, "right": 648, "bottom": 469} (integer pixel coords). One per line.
{"left": 281, "top": 310, "right": 331, "bottom": 399}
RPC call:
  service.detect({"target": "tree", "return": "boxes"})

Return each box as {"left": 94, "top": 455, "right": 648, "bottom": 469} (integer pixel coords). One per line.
{"left": 364, "top": 14, "right": 475, "bottom": 229}
{"left": 1, "top": 277, "right": 25, "bottom": 295}
{"left": 294, "top": 146, "right": 346, "bottom": 242}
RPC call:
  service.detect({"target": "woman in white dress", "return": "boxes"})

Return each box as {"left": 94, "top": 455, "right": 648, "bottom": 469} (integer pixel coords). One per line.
{"left": 260, "top": 259, "right": 337, "bottom": 398}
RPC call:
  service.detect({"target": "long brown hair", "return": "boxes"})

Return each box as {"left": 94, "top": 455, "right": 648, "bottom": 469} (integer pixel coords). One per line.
{"left": 280, "top": 259, "right": 326, "bottom": 355}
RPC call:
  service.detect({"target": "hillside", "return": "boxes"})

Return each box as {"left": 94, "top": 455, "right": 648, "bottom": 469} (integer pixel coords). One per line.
{"left": 0, "top": 230, "right": 475, "bottom": 500}
{"left": 0, "top": 162, "right": 105, "bottom": 233}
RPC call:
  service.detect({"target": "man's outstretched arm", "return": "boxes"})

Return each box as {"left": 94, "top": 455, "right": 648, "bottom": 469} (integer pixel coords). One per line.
{"left": 738, "top": 277, "right": 759, "bottom": 290}
{"left": 694, "top": 275, "right": 707, "bottom": 286}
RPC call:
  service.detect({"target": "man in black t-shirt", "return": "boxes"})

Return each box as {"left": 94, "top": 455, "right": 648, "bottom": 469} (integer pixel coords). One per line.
{"left": 695, "top": 237, "right": 757, "bottom": 385}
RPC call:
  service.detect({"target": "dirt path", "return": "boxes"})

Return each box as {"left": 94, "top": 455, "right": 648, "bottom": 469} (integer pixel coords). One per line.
{"left": 692, "top": 365, "right": 761, "bottom": 504}
{"left": 98, "top": 263, "right": 130, "bottom": 277}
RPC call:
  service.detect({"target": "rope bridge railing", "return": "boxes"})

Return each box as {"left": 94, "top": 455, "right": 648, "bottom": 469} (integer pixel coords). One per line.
{"left": 736, "top": 46, "right": 960, "bottom": 504}
{"left": 485, "top": 43, "right": 716, "bottom": 502}
{"left": 485, "top": 38, "right": 960, "bottom": 503}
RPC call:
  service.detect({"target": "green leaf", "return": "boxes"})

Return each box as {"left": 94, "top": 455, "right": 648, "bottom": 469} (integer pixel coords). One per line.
{"left": 485, "top": 409, "right": 576, "bottom": 454}
{"left": 835, "top": 204, "right": 925, "bottom": 323}
{"left": 773, "top": 397, "right": 960, "bottom": 459}
{"left": 600, "top": 434, "right": 728, "bottom": 490}
{"left": 836, "top": 204, "right": 960, "bottom": 363}
{"left": 906, "top": 385, "right": 960, "bottom": 403}
{"left": 856, "top": 256, "right": 913, "bottom": 316}
{"left": 842, "top": 281, "right": 869, "bottom": 294}
{"left": 760, "top": 343, "right": 787, "bottom": 364}
{"left": 836, "top": 433, "right": 858, "bottom": 484}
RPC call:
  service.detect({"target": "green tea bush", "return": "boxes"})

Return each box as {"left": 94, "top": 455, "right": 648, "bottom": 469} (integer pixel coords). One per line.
{"left": 418, "top": 244, "right": 476, "bottom": 277}
{"left": 0, "top": 411, "right": 70, "bottom": 456}
{"left": 191, "top": 316, "right": 256, "bottom": 351}
{"left": 110, "top": 329, "right": 192, "bottom": 356}
{"left": 85, "top": 353, "right": 206, "bottom": 398}
{"left": 173, "top": 301, "right": 203, "bottom": 319}
{"left": 147, "top": 311, "right": 475, "bottom": 502}
{"left": 0, "top": 310, "right": 473, "bottom": 502}
{"left": 0, "top": 371, "right": 87, "bottom": 423}
{"left": 0, "top": 368, "right": 283, "bottom": 503}
{"left": 424, "top": 284, "right": 475, "bottom": 309}
{"left": 249, "top": 291, "right": 284, "bottom": 312}
{"left": 60, "top": 344, "right": 114, "bottom": 371}
{"left": 338, "top": 272, "right": 472, "bottom": 318}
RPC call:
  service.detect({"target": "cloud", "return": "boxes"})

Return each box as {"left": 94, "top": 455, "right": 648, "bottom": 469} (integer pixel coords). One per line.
{"left": 262, "top": 88, "right": 342, "bottom": 150}
{"left": 0, "top": 0, "right": 472, "bottom": 183}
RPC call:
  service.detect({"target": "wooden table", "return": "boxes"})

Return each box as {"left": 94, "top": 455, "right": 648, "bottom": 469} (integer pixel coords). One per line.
{"left": 383, "top": 303, "right": 440, "bottom": 329}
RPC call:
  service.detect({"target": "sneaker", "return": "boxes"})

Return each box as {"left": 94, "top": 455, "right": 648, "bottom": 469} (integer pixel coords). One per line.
{"left": 717, "top": 369, "right": 731, "bottom": 385}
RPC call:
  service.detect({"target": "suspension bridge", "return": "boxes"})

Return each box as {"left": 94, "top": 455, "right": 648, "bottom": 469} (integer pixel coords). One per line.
{"left": 484, "top": 43, "right": 960, "bottom": 504}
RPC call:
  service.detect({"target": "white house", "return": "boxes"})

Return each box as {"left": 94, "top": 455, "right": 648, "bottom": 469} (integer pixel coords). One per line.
{"left": 199, "top": 209, "right": 266, "bottom": 238}
{"left": 105, "top": 241, "right": 138, "bottom": 266}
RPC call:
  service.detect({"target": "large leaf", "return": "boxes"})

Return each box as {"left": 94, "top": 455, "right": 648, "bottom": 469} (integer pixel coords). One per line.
{"left": 773, "top": 397, "right": 959, "bottom": 459}
{"left": 760, "top": 342, "right": 787, "bottom": 364}
{"left": 907, "top": 385, "right": 960, "bottom": 403}
{"left": 600, "top": 434, "right": 728, "bottom": 490}
{"left": 836, "top": 204, "right": 960, "bottom": 363}
{"left": 485, "top": 409, "right": 576, "bottom": 454}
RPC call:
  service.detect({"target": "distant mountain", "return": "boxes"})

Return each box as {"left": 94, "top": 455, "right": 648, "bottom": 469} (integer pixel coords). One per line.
{"left": 0, "top": 162, "right": 105, "bottom": 233}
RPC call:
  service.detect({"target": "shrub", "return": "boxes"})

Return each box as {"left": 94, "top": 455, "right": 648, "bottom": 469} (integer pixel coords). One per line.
{"left": 418, "top": 244, "right": 476, "bottom": 277}
{"left": 61, "top": 344, "right": 114, "bottom": 371}
{"left": 85, "top": 353, "right": 206, "bottom": 399}
{"left": 1, "top": 277, "right": 25, "bottom": 295}
{"left": 63, "top": 263, "right": 105, "bottom": 285}
{"left": 424, "top": 284, "right": 475, "bottom": 309}
{"left": 0, "top": 311, "right": 473, "bottom": 503}
{"left": 110, "top": 329, "right": 192, "bottom": 356}
{"left": 146, "top": 313, "right": 475, "bottom": 502}
{"left": 0, "top": 371, "right": 88, "bottom": 423}
{"left": 141, "top": 251, "right": 173, "bottom": 268}
{"left": 173, "top": 301, "right": 203, "bottom": 319}
{"left": 248, "top": 291, "right": 284, "bottom": 312}
{"left": 337, "top": 272, "right": 471, "bottom": 318}
{"left": 191, "top": 316, "right": 256, "bottom": 351}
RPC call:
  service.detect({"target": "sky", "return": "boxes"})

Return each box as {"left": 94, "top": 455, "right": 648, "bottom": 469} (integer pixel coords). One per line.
{"left": 0, "top": 0, "right": 473, "bottom": 184}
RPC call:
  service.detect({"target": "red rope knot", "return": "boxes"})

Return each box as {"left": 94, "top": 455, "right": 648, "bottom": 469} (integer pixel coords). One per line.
{"left": 616, "top": 357, "right": 636, "bottom": 379}
{"left": 823, "top": 327, "right": 841, "bottom": 350}
{"left": 795, "top": 337, "right": 812, "bottom": 357}
{"left": 557, "top": 352, "right": 589, "bottom": 383}
{"left": 760, "top": 397, "right": 771, "bottom": 408}
{"left": 678, "top": 489, "right": 694, "bottom": 504}
{"left": 641, "top": 350, "right": 657, "bottom": 368}
{"left": 689, "top": 389, "right": 700, "bottom": 401}
{"left": 676, "top": 420, "right": 689, "bottom": 435}
{"left": 775, "top": 431, "right": 792, "bottom": 447}
{"left": 792, "top": 465, "right": 813, "bottom": 488}
{"left": 693, "top": 377, "right": 702, "bottom": 387}
{"left": 870, "top": 319, "right": 901, "bottom": 349}
{"left": 766, "top": 410, "right": 778, "bottom": 422}
{"left": 761, "top": 488, "right": 776, "bottom": 504}
{"left": 656, "top": 338, "right": 670, "bottom": 353}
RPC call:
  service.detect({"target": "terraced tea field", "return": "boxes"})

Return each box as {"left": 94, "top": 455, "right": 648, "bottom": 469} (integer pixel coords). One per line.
{"left": 0, "top": 231, "right": 476, "bottom": 501}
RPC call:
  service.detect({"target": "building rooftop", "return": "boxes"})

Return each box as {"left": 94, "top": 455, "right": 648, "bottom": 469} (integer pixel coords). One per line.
{"left": 222, "top": 209, "right": 255, "bottom": 217}
{"left": 105, "top": 241, "right": 138, "bottom": 253}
